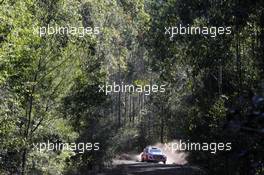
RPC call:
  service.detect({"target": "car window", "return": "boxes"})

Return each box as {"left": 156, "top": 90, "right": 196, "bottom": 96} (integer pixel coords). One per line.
{"left": 150, "top": 149, "right": 162, "bottom": 153}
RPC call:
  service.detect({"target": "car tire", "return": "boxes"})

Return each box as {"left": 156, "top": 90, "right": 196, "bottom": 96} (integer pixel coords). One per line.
{"left": 163, "top": 161, "right": 166, "bottom": 164}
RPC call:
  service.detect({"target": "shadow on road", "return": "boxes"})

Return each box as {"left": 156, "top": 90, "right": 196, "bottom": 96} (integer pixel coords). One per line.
{"left": 99, "top": 162, "right": 205, "bottom": 175}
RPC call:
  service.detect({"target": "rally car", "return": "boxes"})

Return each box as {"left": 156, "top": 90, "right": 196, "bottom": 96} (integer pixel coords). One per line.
{"left": 141, "top": 146, "right": 167, "bottom": 164}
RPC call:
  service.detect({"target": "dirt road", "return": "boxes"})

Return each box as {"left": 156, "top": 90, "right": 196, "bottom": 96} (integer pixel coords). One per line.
{"left": 99, "top": 160, "right": 204, "bottom": 175}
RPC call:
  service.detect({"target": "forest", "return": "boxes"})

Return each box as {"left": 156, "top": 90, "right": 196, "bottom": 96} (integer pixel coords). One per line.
{"left": 0, "top": 0, "right": 264, "bottom": 175}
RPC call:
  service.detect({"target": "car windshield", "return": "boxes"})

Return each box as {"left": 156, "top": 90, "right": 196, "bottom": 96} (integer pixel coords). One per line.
{"left": 150, "top": 148, "right": 162, "bottom": 153}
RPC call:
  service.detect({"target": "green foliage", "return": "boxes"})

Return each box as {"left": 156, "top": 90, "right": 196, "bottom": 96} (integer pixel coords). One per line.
{"left": 1, "top": 0, "right": 264, "bottom": 174}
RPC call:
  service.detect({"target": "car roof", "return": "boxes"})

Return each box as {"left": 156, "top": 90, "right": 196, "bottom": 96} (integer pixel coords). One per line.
{"left": 146, "top": 146, "right": 161, "bottom": 150}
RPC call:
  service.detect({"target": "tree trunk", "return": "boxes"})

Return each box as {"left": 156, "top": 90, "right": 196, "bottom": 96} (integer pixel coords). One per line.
{"left": 118, "top": 64, "right": 121, "bottom": 127}
{"left": 160, "top": 105, "right": 164, "bottom": 144}
{"left": 132, "top": 96, "right": 135, "bottom": 124}
{"left": 129, "top": 93, "right": 132, "bottom": 123}
{"left": 124, "top": 92, "right": 127, "bottom": 124}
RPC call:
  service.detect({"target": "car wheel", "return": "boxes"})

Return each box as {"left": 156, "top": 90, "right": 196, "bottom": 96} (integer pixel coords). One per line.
{"left": 163, "top": 161, "right": 166, "bottom": 164}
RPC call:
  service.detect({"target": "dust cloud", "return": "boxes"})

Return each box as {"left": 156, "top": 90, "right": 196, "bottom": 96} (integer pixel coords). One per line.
{"left": 115, "top": 141, "right": 188, "bottom": 165}
{"left": 154, "top": 141, "right": 188, "bottom": 165}
{"left": 130, "top": 141, "right": 188, "bottom": 165}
